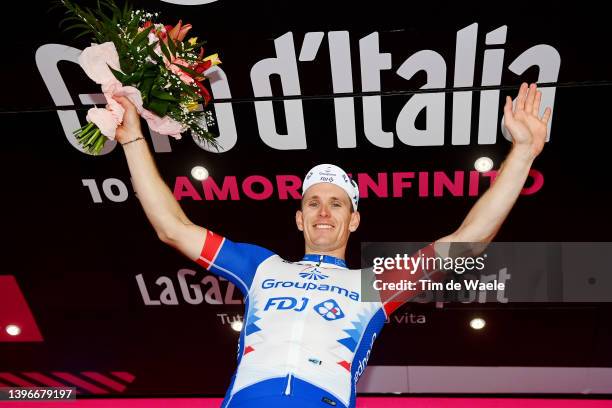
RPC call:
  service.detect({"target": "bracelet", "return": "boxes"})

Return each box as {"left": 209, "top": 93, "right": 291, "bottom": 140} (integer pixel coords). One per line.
{"left": 121, "top": 136, "right": 144, "bottom": 146}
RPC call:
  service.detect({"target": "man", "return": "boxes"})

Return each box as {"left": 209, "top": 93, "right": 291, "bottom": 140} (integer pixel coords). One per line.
{"left": 113, "top": 83, "right": 551, "bottom": 407}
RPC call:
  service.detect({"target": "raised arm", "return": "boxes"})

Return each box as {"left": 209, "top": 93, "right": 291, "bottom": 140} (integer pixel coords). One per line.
{"left": 438, "top": 82, "right": 552, "bottom": 245}
{"left": 113, "top": 95, "right": 205, "bottom": 260}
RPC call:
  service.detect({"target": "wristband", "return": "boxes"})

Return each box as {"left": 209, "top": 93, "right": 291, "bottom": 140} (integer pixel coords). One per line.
{"left": 121, "top": 136, "right": 144, "bottom": 146}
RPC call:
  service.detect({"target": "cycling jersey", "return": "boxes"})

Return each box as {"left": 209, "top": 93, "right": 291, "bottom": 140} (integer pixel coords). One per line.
{"left": 196, "top": 230, "right": 437, "bottom": 408}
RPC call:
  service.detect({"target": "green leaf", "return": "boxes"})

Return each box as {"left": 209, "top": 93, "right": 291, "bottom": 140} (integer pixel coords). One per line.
{"left": 184, "top": 119, "right": 220, "bottom": 151}
{"left": 158, "top": 39, "right": 173, "bottom": 62}
{"left": 93, "top": 7, "right": 114, "bottom": 27}
{"left": 74, "top": 31, "right": 93, "bottom": 40}
{"left": 127, "top": 68, "right": 144, "bottom": 84}
{"left": 151, "top": 86, "right": 178, "bottom": 102}
{"left": 146, "top": 45, "right": 163, "bottom": 64}
{"left": 144, "top": 62, "right": 158, "bottom": 72}
{"left": 126, "top": 11, "right": 139, "bottom": 36}
{"left": 63, "top": 22, "right": 94, "bottom": 33}
{"left": 172, "top": 63, "right": 199, "bottom": 77}
{"left": 167, "top": 35, "right": 176, "bottom": 56}
{"left": 141, "top": 77, "right": 155, "bottom": 99}
{"left": 147, "top": 98, "right": 170, "bottom": 116}
{"left": 98, "top": 0, "right": 120, "bottom": 21}
{"left": 177, "top": 81, "right": 200, "bottom": 99}
{"left": 48, "top": 0, "right": 64, "bottom": 13}
{"left": 143, "top": 67, "right": 158, "bottom": 79}
{"left": 59, "top": 15, "right": 81, "bottom": 27}
{"left": 109, "top": 66, "right": 128, "bottom": 83}
{"left": 133, "top": 25, "right": 152, "bottom": 46}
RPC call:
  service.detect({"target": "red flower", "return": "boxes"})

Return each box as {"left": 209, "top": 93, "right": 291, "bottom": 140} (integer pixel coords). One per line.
{"left": 194, "top": 60, "right": 212, "bottom": 75}
{"left": 156, "top": 21, "right": 192, "bottom": 44}
{"left": 194, "top": 80, "right": 212, "bottom": 105}
{"left": 167, "top": 20, "right": 192, "bottom": 42}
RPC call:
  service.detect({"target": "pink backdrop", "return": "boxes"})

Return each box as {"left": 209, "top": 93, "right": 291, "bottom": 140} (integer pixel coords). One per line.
{"left": 7, "top": 397, "right": 612, "bottom": 407}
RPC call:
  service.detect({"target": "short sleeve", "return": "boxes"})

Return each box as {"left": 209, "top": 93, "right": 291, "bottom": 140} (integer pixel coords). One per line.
{"left": 196, "top": 229, "right": 275, "bottom": 295}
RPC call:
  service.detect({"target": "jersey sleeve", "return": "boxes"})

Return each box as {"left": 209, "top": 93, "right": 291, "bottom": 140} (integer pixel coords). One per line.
{"left": 195, "top": 229, "right": 275, "bottom": 295}
{"left": 379, "top": 242, "right": 446, "bottom": 316}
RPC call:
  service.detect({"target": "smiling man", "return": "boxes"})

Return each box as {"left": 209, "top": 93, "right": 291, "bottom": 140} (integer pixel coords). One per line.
{"left": 113, "top": 82, "right": 551, "bottom": 407}
{"left": 297, "top": 165, "right": 361, "bottom": 259}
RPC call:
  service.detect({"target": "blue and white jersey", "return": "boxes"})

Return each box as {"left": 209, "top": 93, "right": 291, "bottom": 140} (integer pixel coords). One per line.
{"left": 196, "top": 230, "right": 437, "bottom": 408}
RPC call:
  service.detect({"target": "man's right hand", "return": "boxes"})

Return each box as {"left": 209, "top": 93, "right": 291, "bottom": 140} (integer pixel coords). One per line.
{"left": 113, "top": 96, "right": 143, "bottom": 145}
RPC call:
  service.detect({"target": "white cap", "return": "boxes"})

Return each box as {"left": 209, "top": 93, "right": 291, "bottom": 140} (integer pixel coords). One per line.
{"left": 302, "top": 164, "right": 359, "bottom": 211}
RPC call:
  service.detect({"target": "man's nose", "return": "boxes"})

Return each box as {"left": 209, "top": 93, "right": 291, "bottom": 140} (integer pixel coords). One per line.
{"left": 318, "top": 204, "right": 330, "bottom": 217}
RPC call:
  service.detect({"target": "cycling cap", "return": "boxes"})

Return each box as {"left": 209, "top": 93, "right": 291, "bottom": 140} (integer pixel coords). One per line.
{"left": 302, "top": 164, "right": 359, "bottom": 211}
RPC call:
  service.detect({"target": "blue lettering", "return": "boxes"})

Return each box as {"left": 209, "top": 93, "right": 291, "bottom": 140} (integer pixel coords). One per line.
{"left": 294, "top": 297, "right": 309, "bottom": 312}
{"left": 260, "top": 279, "right": 360, "bottom": 301}
{"left": 264, "top": 297, "right": 297, "bottom": 311}
{"left": 263, "top": 296, "right": 310, "bottom": 312}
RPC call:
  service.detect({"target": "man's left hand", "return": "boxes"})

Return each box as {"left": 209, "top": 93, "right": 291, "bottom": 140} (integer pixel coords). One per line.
{"left": 503, "top": 82, "right": 552, "bottom": 160}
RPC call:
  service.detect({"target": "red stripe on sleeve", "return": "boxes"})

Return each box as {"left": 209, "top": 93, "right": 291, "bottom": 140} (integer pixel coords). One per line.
{"left": 381, "top": 242, "right": 440, "bottom": 316}
{"left": 196, "top": 230, "right": 224, "bottom": 269}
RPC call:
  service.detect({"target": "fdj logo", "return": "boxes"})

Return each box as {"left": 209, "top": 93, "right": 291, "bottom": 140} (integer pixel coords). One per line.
{"left": 264, "top": 297, "right": 309, "bottom": 312}
{"left": 314, "top": 299, "right": 345, "bottom": 321}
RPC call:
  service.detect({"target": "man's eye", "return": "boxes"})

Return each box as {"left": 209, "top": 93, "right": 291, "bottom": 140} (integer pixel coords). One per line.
{"left": 308, "top": 202, "right": 318, "bottom": 207}
{"left": 332, "top": 202, "right": 342, "bottom": 207}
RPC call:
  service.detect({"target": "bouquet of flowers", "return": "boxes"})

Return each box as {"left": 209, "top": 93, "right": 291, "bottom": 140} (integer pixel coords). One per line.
{"left": 56, "top": 0, "right": 221, "bottom": 154}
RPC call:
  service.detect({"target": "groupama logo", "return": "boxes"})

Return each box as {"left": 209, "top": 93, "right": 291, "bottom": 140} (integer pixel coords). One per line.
{"left": 299, "top": 267, "right": 329, "bottom": 281}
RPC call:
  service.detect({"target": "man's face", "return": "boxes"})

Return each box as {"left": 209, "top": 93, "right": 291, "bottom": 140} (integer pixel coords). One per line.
{"left": 296, "top": 183, "right": 360, "bottom": 254}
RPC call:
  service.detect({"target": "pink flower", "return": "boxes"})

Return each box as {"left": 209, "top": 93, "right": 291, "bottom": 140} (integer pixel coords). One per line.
{"left": 166, "top": 58, "right": 194, "bottom": 85}
{"left": 78, "top": 42, "right": 122, "bottom": 85}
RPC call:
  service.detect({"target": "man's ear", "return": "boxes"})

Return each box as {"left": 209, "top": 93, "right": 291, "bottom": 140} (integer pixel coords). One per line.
{"left": 296, "top": 210, "right": 304, "bottom": 231}
{"left": 349, "top": 210, "right": 360, "bottom": 232}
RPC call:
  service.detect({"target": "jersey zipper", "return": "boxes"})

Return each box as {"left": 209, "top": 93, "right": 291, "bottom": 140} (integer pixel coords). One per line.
{"left": 284, "top": 256, "right": 323, "bottom": 396}
{"left": 284, "top": 373, "right": 292, "bottom": 395}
